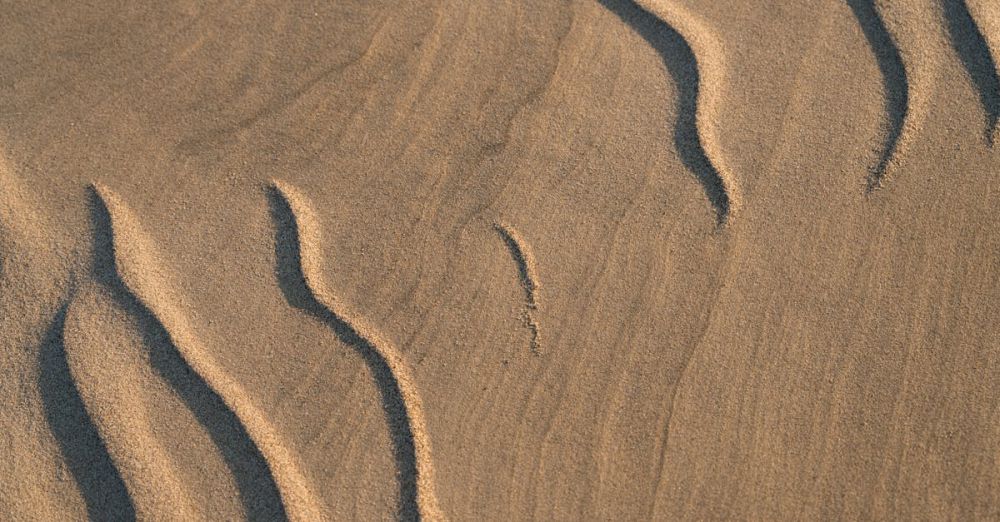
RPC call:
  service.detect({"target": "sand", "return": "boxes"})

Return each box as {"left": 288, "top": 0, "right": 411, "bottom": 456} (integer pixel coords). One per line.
{"left": 1, "top": 0, "right": 999, "bottom": 520}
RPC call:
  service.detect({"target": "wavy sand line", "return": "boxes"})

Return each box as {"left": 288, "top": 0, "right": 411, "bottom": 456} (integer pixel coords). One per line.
{"left": 966, "top": 1, "right": 1000, "bottom": 110}
{"left": 492, "top": 222, "right": 542, "bottom": 355}
{"left": 269, "top": 179, "right": 444, "bottom": 521}
{"left": 850, "top": 0, "right": 941, "bottom": 191}
{"left": 90, "top": 183, "right": 326, "bottom": 522}
{"left": 630, "top": 0, "right": 737, "bottom": 225}
{"left": 846, "top": 0, "right": 910, "bottom": 190}
{"left": 943, "top": 0, "right": 1000, "bottom": 146}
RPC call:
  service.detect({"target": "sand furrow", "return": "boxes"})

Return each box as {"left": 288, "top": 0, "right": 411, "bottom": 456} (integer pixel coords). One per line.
{"left": 268, "top": 180, "right": 444, "bottom": 521}
{"left": 492, "top": 222, "right": 542, "bottom": 355}
{"left": 89, "top": 184, "right": 325, "bottom": 521}
{"left": 850, "top": 0, "right": 942, "bottom": 191}
{"left": 942, "top": 0, "right": 1000, "bottom": 146}
{"left": 600, "top": 0, "right": 736, "bottom": 226}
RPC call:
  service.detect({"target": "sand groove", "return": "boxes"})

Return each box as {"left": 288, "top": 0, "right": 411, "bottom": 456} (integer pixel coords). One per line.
{"left": 87, "top": 184, "right": 325, "bottom": 521}
{"left": 942, "top": 0, "right": 1000, "bottom": 145}
{"left": 492, "top": 222, "right": 541, "bottom": 355}
{"left": 268, "top": 180, "right": 444, "bottom": 521}
{"left": 600, "top": 0, "right": 737, "bottom": 225}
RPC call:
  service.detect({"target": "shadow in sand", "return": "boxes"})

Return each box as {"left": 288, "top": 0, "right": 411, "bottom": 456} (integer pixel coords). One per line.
{"left": 598, "top": 0, "right": 730, "bottom": 222}
{"left": 942, "top": 0, "right": 1000, "bottom": 145}
{"left": 267, "top": 186, "right": 420, "bottom": 521}
{"left": 39, "top": 302, "right": 137, "bottom": 521}
{"left": 87, "top": 188, "right": 289, "bottom": 521}
{"left": 845, "top": 0, "right": 909, "bottom": 190}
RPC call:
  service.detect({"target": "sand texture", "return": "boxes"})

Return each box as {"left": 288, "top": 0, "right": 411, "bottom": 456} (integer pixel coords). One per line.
{"left": 1, "top": 1, "right": 999, "bottom": 520}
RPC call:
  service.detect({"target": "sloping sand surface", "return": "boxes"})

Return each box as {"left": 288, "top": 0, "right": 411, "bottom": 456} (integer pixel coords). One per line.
{"left": 2, "top": 1, "right": 999, "bottom": 520}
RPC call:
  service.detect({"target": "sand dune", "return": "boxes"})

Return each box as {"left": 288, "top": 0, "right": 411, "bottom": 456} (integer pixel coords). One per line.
{"left": 2, "top": 0, "right": 1000, "bottom": 520}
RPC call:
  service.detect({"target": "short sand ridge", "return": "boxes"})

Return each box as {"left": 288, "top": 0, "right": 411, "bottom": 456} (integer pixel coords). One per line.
{"left": 492, "top": 222, "right": 542, "bottom": 355}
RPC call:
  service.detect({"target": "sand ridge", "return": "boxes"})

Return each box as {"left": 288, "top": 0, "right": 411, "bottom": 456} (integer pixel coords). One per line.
{"left": 943, "top": 0, "right": 1000, "bottom": 145}
{"left": 85, "top": 184, "right": 325, "bottom": 521}
{"left": 0, "top": 160, "right": 85, "bottom": 520}
{"left": 631, "top": 0, "right": 736, "bottom": 225}
{"left": 269, "top": 180, "right": 444, "bottom": 521}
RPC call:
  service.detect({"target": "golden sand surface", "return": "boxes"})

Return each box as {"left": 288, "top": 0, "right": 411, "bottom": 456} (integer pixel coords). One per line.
{"left": 1, "top": 1, "right": 999, "bottom": 519}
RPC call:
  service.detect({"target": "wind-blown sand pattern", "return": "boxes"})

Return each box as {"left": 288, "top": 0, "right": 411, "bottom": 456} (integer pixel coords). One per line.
{"left": 269, "top": 180, "right": 443, "bottom": 521}
{"left": 492, "top": 222, "right": 542, "bottom": 354}
{"left": 81, "top": 184, "right": 325, "bottom": 521}
{"left": 600, "top": 0, "right": 736, "bottom": 225}
{"left": 4, "top": 1, "right": 1000, "bottom": 520}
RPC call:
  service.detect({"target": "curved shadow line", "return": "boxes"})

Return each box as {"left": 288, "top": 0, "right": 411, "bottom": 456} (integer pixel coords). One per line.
{"left": 39, "top": 301, "right": 137, "bottom": 521}
{"left": 942, "top": 0, "right": 1000, "bottom": 145}
{"left": 88, "top": 188, "right": 289, "bottom": 522}
{"left": 846, "top": 0, "right": 910, "bottom": 191}
{"left": 597, "top": 0, "right": 730, "bottom": 224}
{"left": 266, "top": 186, "right": 423, "bottom": 521}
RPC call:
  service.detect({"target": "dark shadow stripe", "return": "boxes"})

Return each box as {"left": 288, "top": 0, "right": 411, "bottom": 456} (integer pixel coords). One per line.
{"left": 846, "top": 0, "right": 910, "bottom": 191}
{"left": 39, "top": 301, "right": 137, "bottom": 522}
{"left": 942, "top": 0, "right": 1000, "bottom": 145}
